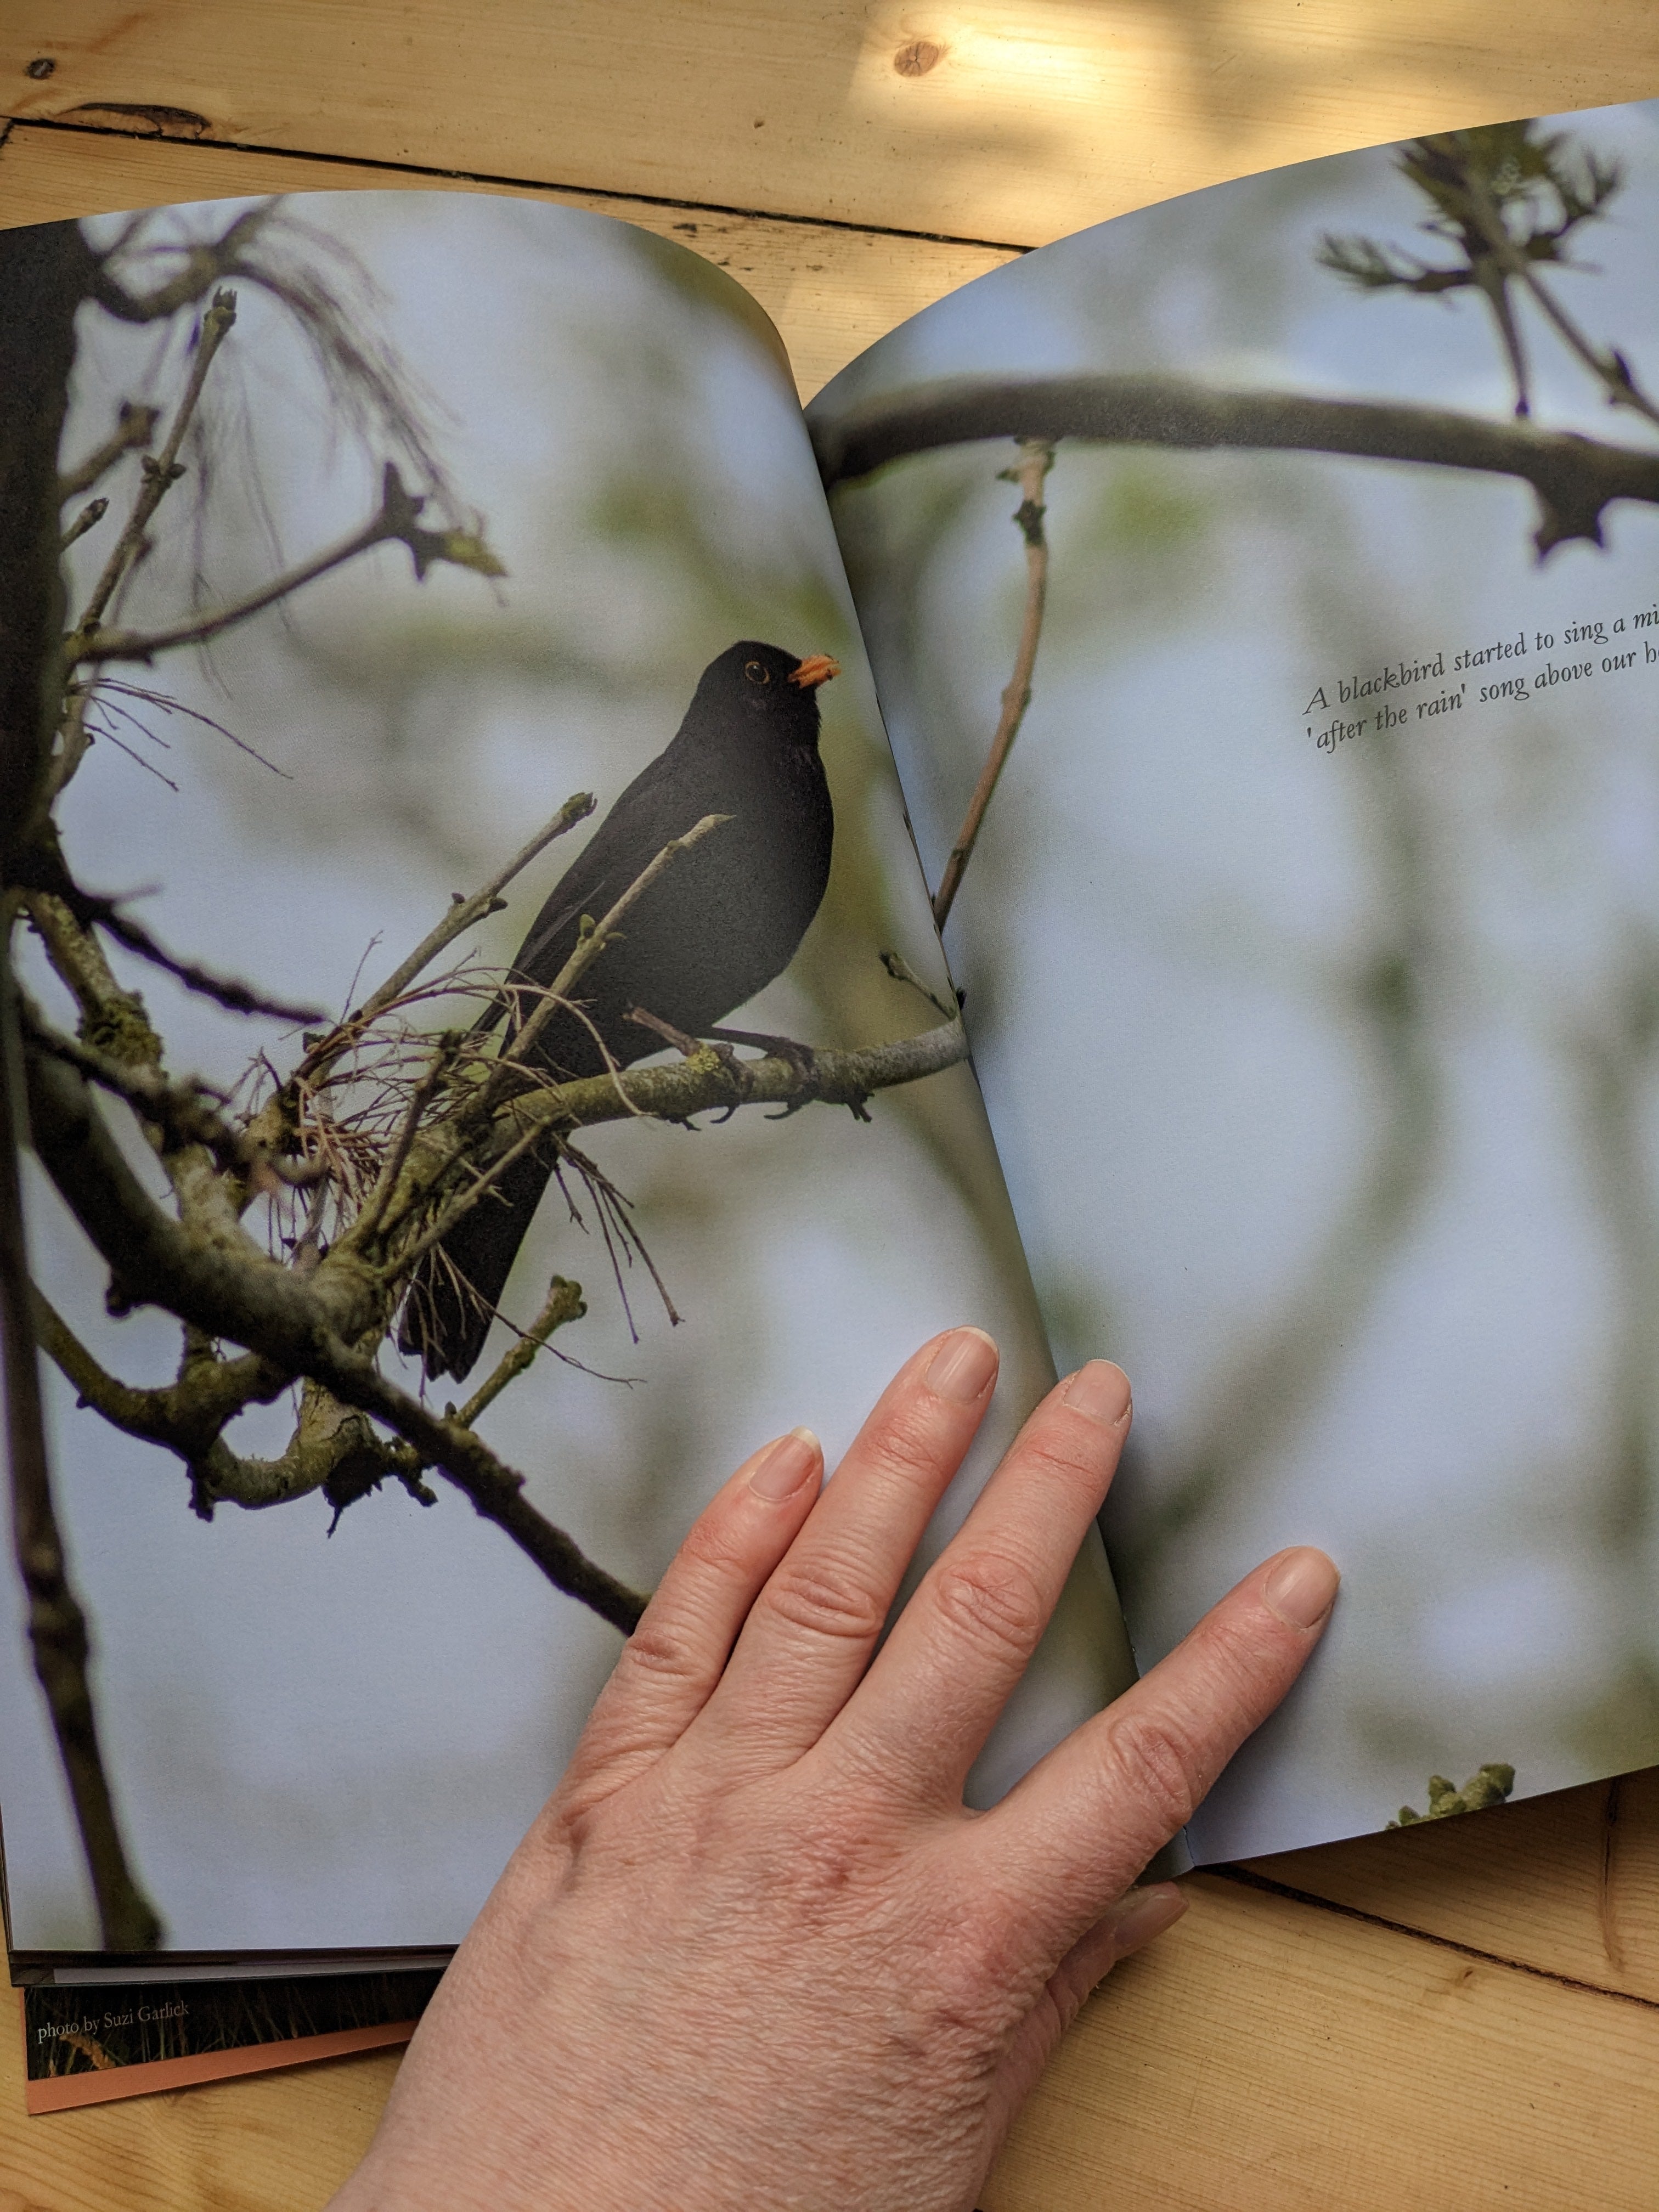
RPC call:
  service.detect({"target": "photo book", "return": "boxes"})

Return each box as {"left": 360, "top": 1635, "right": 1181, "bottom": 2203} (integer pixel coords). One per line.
{"left": 6, "top": 92, "right": 1659, "bottom": 2104}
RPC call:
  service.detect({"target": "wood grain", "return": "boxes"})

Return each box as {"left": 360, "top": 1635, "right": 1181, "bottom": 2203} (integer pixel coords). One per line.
{"left": 4, "top": 4, "right": 1659, "bottom": 2207}
{"left": 10, "top": 1864, "right": 1657, "bottom": 2212}
{"left": 4, "top": 1, "right": 1659, "bottom": 250}
{"left": 984, "top": 1872, "right": 1659, "bottom": 2212}
{"left": 0, "top": 2008, "right": 396, "bottom": 2211}
{"left": 1248, "top": 1768, "right": 1659, "bottom": 2004}
{"left": 0, "top": 123, "right": 1013, "bottom": 399}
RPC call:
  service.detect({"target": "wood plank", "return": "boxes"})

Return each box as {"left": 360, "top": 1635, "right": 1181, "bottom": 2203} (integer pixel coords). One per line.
{"left": 12, "top": 1871, "right": 1657, "bottom": 2212}
{"left": 1244, "top": 1767, "right": 1659, "bottom": 2005}
{"left": 4, "top": 1, "right": 1659, "bottom": 252}
{"left": 0, "top": 2011, "right": 395, "bottom": 2211}
{"left": 984, "top": 1872, "right": 1659, "bottom": 2212}
{"left": 0, "top": 122, "right": 1013, "bottom": 399}
{"left": 5, "top": 14, "right": 1659, "bottom": 2209}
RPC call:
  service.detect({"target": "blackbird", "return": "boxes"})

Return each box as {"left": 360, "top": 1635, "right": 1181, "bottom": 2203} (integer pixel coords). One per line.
{"left": 398, "top": 639, "right": 839, "bottom": 1381}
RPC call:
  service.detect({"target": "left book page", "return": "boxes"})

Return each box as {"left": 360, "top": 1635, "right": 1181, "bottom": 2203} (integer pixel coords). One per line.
{"left": 1, "top": 191, "right": 1130, "bottom": 1961}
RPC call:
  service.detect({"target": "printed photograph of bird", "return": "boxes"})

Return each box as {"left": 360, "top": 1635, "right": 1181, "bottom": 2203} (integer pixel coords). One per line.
{"left": 398, "top": 639, "right": 840, "bottom": 1381}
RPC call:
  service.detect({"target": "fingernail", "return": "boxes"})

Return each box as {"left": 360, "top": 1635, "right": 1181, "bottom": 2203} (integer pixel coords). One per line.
{"left": 925, "top": 1327, "right": 999, "bottom": 1404}
{"left": 1062, "top": 1359, "right": 1132, "bottom": 1426}
{"left": 1261, "top": 1547, "right": 1340, "bottom": 1630}
{"left": 749, "top": 1427, "right": 822, "bottom": 1501}
{"left": 1108, "top": 1882, "right": 1187, "bottom": 1961}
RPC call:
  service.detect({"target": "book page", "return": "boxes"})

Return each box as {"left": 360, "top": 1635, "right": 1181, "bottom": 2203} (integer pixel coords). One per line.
{"left": 811, "top": 99, "right": 1659, "bottom": 1860}
{"left": 0, "top": 191, "right": 1131, "bottom": 1958}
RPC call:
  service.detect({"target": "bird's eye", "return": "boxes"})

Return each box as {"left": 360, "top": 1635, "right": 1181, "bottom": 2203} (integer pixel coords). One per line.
{"left": 744, "top": 659, "right": 771, "bottom": 685}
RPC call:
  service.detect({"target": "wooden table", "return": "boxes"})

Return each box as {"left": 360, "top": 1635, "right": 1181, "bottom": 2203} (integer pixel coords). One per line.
{"left": 4, "top": 7, "right": 1659, "bottom": 2205}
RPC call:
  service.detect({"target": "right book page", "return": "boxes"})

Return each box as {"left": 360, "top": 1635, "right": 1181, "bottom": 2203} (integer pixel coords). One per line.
{"left": 811, "top": 99, "right": 1659, "bottom": 1860}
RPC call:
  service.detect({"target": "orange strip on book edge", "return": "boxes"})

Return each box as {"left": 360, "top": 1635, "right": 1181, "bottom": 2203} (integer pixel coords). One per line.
{"left": 24, "top": 2017, "right": 417, "bottom": 2114}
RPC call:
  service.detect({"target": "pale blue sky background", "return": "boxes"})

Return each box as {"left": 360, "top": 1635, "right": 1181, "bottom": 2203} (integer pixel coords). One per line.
{"left": 3, "top": 191, "right": 1124, "bottom": 1953}
{"left": 815, "top": 98, "right": 1659, "bottom": 1858}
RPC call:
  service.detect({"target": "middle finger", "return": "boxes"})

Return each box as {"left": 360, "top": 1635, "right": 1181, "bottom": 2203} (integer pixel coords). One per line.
{"left": 692, "top": 1325, "right": 1000, "bottom": 1767}
{"left": 821, "top": 1358, "right": 1132, "bottom": 1805}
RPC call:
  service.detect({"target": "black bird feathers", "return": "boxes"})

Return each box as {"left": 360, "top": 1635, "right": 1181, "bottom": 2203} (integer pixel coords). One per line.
{"left": 398, "top": 640, "right": 838, "bottom": 1381}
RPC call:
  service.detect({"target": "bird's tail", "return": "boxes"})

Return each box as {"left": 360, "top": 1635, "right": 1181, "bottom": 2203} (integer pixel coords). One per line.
{"left": 396, "top": 1143, "right": 558, "bottom": 1383}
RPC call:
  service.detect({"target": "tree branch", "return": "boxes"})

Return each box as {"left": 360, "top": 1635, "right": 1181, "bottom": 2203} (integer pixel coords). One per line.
{"left": 933, "top": 438, "right": 1054, "bottom": 930}
{"left": 23, "top": 1043, "right": 648, "bottom": 1632}
{"left": 57, "top": 402, "right": 160, "bottom": 502}
{"left": 74, "top": 461, "right": 506, "bottom": 666}
{"left": 478, "top": 1015, "right": 970, "bottom": 1156}
{"left": 30, "top": 1285, "right": 285, "bottom": 1450}
{"left": 812, "top": 373, "right": 1659, "bottom": 554}
{"left": 60, "top": 497, "right": 109, "bottom": 552}
{"left": 492, "top": 811, "right": 730, "bottom": 1080}
{"left": 28, "top": 1284, "right": 307, "bottom": 1515}
{"left": 18, "top": 860, "right": 325, "bottom": 1028}
{"left": 21, "top": 1001, "right": 324, "bottom": 1192}
{"left": 0, "top": 219, "right": 98, "bottom": 867}
{"left": 341, "top": 789, "right": 596, "bottom": 1047}
{"left": 1, "top": 950, "right": 162, "bottom": 1949}
{"left": 74, "top": 290, "right": 238, "bottom": 646}
{"left": 87, "top": 204, "right": 275, "bottom": 325}
{"left": 454, "top": 1276, "right": 586, "bottom": 1427}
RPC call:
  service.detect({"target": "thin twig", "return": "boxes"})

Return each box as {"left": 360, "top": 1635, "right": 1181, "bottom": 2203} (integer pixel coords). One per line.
{"left": 454, "top": 1276, "right": 585, "bottom": 1427}
{"left": 73, "top": 461, "right": 505, "bottom": 666}
{"left": 92, "top": 678, "right": 290, "bottom": 776}
{"left": 384, "top": 1110, "right": 555, "bottom": 1284}
{"left": 349, "top": 1034, "right": 464, "bottom": 1248}
{"left": 20, "top": 1004, "right": 324, "bottom": 1189}
{"left": 1461, "top": 161, "right": 1659, "bottom": 430}
{"left": 932, "top": 439, "right": 1055, "bottom": 930}
{"left": 89, "top": 897, "right": 325, "bottom": 1025}
{"left": 563, "top": 1135, "right": 681, "bottom": 1327}
{"left": 879, "top": 950, "right": 958, "bottom": 1022}
{"left": 74, "top": 290, "right": 238, "bottom": 642}
{"left": 57, "top": 403, "right": 161, "bottom": 502}
{"left": 318, "top": 789, "right": 596, "bottom": 1070}
{"left": 627, "top": 1006, "right": 721, "bottom": 1059}
{"left": 60, "top": 497, "right": 109, "bottom": 552}
{"left": 88, "top": 204, "right": 275, "bottom": 325}
{"left": 494, "top": 811, "right": 730, "bottom": 1080}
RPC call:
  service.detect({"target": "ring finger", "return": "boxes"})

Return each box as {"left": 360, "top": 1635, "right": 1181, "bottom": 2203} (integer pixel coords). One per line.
{"left": 692, "top": 1325, "right": 1001, "bottom": 1768}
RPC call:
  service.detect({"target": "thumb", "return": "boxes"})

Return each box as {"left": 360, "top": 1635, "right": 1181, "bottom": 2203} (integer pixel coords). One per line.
{"left": 985, "top": 1884, "right": 1188, "bottom": 2146}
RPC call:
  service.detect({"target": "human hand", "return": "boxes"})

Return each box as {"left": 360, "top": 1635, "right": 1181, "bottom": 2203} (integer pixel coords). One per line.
{"left": 331, "top": 1329, "right": 1337, "bottom": 2212}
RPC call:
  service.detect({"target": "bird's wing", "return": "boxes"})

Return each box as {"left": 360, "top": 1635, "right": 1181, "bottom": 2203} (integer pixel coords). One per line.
{"left": 508, "top": 747, "right": 722, "bottom": 985}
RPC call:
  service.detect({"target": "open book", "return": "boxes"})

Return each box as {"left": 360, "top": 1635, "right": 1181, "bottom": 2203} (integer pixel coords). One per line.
{"left": 7, "top": 97, "right": 1659, "bottom": 2025}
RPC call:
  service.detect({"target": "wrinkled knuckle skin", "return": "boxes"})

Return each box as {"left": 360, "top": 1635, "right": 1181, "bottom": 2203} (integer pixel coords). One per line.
{"left": 618, "top": 1620, "right": 702, "bottom": 1685}
{"left": 763, "top": 1560, "right": 889, "bottom": 1644}
{"left": 676, "top": 1512, "right": 750, "bottom": 1577}
{"left": 1029, "top": 1423, "right": 1116, "bottom": 1500}
{"left": 1202, "top": 1609, "right": 1291, "bottom": 1712}
{"left": 1104, "top": 1709, "right": 1205, "bottom": 1835}
{"left": 930, "top": 1550, "right": 1047, "bottom": 1662}
{"left": 870, "top": 1401, "right": 955, "bottom": 1488}
{"left": 909, "top": 1898, "right": 1030, "bottom": 2041}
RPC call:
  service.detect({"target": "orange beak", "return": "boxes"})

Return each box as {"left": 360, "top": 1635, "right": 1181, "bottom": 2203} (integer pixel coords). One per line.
{"left": 789, "top": 653, "right": 840, "bottom": 690}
